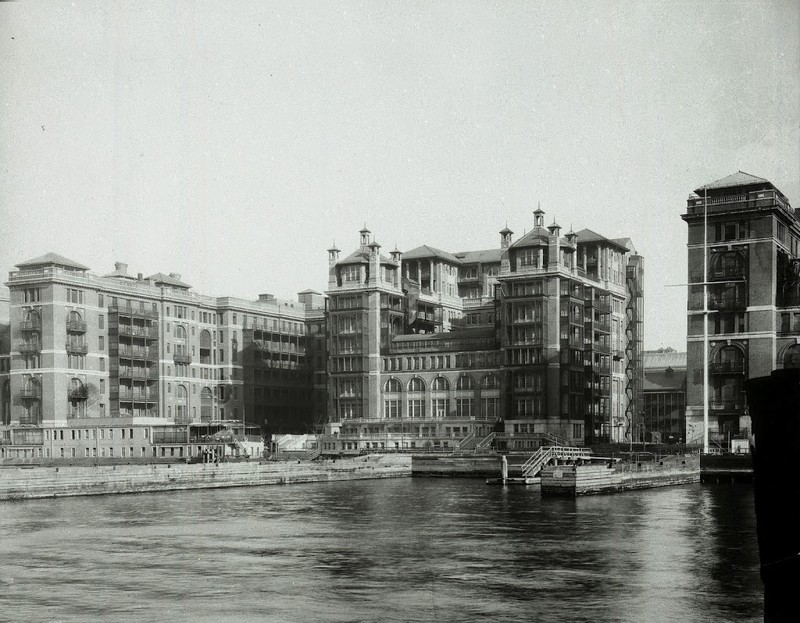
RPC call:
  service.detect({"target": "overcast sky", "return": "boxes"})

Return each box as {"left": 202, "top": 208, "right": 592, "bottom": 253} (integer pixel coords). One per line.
{"left": 1, "top": 1, "right": 798, "bottom": 350}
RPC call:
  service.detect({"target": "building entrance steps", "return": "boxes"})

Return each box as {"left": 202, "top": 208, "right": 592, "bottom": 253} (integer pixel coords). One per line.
{"left": 521, "top": 446, "right": 593, "bottom": 478}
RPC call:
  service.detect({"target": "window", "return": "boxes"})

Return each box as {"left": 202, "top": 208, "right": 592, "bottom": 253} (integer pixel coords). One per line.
{"left": 24, "top": 288, "right": 41, "bottom": 303}
{"left": 431, "top": 377, "right": 449, "bottom": 391}
{"left": 408, "top": 378, "right": 425, "bottom": 392}
{"left": 384, "top": 378, "right": 401, "bottom": 393}
{"left": 66, "top": 288, "right": 84, "bottom": 304}
{"left": 455, "top": 398, "right": 474, "bottom": 418}
{"left": 456, "top": 375, "right": 474, "bottom": 390}
{"left": 481, "top": 374, "right": 500, "bottom": 389}
{"left": 98, "top": 314, "right": 105, "bottom": 329}
{"left": 99, "top": 336, "right": 104, "bottom": 350}
{"left": 342, "top": 265, "right": 361, "bottom": 282}
{"left": 384, "top": 400, "right": 400, "bottom": 418}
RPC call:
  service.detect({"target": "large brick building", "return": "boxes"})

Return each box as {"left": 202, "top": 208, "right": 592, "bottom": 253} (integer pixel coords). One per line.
{"left": 1, "top": 254, "right": 326, "bottom": 461}
{"left": 681, "top": 172, "right": 800, "bottom": 450}
{"left": 322, "top": 210, "right": 644, "bottom": 454}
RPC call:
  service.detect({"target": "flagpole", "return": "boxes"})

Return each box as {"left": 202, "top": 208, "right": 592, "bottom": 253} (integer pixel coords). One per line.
{"left": 703, "top": 186, "right": 710, "bottom": 454}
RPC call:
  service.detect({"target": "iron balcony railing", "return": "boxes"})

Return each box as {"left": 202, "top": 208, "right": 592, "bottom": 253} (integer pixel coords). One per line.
{"left": 173, "top": 353, "right": 192, "bottom": 364}
{"left": 117, "top": 325, "right": 159, "bottom": 338}
{"left": 117, "top": 346, "right": 159, "bottom": 359}
{"left": 65, "top": 342, "right": 89, "bottom": 355}
{"left": 117, "top": 390, "right": 159, "bottom": 402}
{"left": 118, "top": 367, "right": 158, "bottom": 379}
{"left": 20, "top": 387, "right": 42, "bottom": 400}
{"left": 66, "top": 320, "right": 87, "bottom": 333}
{"left": 710, "top": 361, "right": 746, "bottom": 375}
{"left": 18, "top": 341, "right": 41, "bottom": 354}
{"left": 708, "top": 296, "right": 747, "bottom": 310}
{"left": 20, "top": 319, "right": 41, "bottom": 332}
{"left": 108, "top": 305, "right": 159, "bottom": 318}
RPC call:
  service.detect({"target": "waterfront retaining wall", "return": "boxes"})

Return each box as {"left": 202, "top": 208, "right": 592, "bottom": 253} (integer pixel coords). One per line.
{"left": 411, "top": 455, "right": 501, "bottom": 477}
{"left": 541, "top": 455, "right": 700, "bottom": 496}
{"left": 0, "top": 454, "right": 411, "bottom": 500}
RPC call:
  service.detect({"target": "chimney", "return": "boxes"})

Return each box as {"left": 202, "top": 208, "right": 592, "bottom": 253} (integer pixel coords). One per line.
{"left": 169, "top": 272, "right": 181, "bottom": 280}
{"left": 137, "top": 272, "right": 143, "bottom": 281}
{"left": 115, "top": 262, "right": 128, "bottom": 274}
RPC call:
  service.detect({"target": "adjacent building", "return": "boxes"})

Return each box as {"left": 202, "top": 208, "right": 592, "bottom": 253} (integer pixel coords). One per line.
{"left": 1, "top": 254, "right": 326, "bottom": 461}
{"left": 682, "top": 172, "right": 800, "bottom": 450}
{"left": 642, "top": 349, "right": 686, "bottom": 443}
{"left": 322, "top": 210, "right": 644, "bottom": 454}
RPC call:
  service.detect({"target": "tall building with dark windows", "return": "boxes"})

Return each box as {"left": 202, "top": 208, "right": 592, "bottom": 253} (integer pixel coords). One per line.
{"left": 323, "top": 211, "right": 644, "bottom": 454}
{"left": 681, "top": 172, "right": 800, "bottom": 450}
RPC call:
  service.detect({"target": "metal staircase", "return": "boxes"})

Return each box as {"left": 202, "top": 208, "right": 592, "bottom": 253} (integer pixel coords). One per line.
{"left": 520, "top": 446, "right": 592, "bottom": 478}
{"left": 456, "top": 432, "right": 476, "bottom": 452}
{"left": 475, "top": 432, "right": 496, "bottom": 453}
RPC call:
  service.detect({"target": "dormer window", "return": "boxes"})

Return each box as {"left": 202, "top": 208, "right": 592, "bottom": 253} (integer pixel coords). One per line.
{"left": 342, "top": 265, "right": 360, "bottom": 282}
{"left": 519, "top": 249, "right": 538, "bottom": 267}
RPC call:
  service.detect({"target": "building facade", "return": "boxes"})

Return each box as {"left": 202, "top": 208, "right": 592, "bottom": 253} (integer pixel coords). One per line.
{"left": 2, "top": 254, "right": 326, "bottom": 462}
{"left": 642, "top": 349, "right": 686, "bottom": 443}
{"left": 682, "top": 172, "right": 800, "bottom": 450}
{"left": 323, "top": 211, "right": 644, "bottom": 454}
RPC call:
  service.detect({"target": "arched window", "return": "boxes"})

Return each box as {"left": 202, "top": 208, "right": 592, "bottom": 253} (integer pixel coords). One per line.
{"left": 431, "top": 377, "right": 449, "bottom": 391}
{"left": 456, "top": 375, "right": 474, "bottom": 390}
{"left": 175, "top": 385, "right": 188, "bottom": 422}
{"left": 199, "top": 330, "right": 212, "bottom": 364}
{"left": 175, "top": 325, "right": 188, "bottom": 359}
{"left": 712, "top": 251, "right": 745, "bottom": 279}
{"left": 200, "top": 387, "right": 213, "bottom": 422}
{"left": 480, "top": 374, "right": 499, "bottom": 389}
{"left": 408, "top": 378, "right": 425, "bottom": 392}
{"left": 384, "top": 378, "right": 401, "bottom": 393}
{"left": 66, "top": 310, "right": 85, "bottom": 335}
{"left": 785, "top": 345, "right": 800, "bottom": 369}
{"left": 714, "top": 345, "right": 745, "bottom": 373}
{"left": 24, "top": 309, "right": 41, "bottom": 327}
{"left": 20, "top": 377, "right": 41, "bottom": 424}
{"left": 407, "top": 377, "right": 425, "bottom": 418}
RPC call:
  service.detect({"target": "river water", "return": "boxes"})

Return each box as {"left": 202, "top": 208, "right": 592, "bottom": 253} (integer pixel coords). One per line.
{"left": 0, "top": 478, "right": 761, "bottom": 623}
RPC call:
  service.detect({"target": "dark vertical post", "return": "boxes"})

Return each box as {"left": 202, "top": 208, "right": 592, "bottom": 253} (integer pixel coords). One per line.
{"left": 746, "top": 368, "right": 800, "bottom": 621}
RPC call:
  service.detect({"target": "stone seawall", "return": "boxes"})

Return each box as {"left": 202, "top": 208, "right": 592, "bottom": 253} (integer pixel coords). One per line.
{"left": 0, "top": 455, "right": 411, "bottom": 501}
{"left": 541, "top": 456, "right": 700, "bottom": 497}
{"left": 412, "top": 455, "right": 501, "bottom": 477}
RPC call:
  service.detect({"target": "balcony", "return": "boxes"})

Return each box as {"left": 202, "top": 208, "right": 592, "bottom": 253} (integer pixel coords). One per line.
{"left": 117, "top": 389, "right": 159, "bottom": 402}
{"left": 108, "top": 304, "right": 159, "bottom": 319}
{"left": 118, "top": 367, "right": 158, "bottom": 380}
{"left": 20, "top": 387, "right": 42, "bottom": 400}
{"left": 117, "top": 325, "right": 159, "bottom": 338}
{"left": 68, "top": 387, "right": 88, "bottom": 403}
{"left": 174, "top": 353, "right": 192, "bottom": 365}
{"left": 118, "top": 346, "right": 159, "bottom": 359}
{"left": 66, "top": 320, "right": 87, "bottom": 333}
{"left": 587, "top": 297, "right": 612, "bottom": 313}
{"left": 710, "top": 361, "right": 746, "bottom": 375}
{"left": 65, "top": 342, "right": 89, "bottom": 355}
{"left": 685, "top": 189, "right": 792, "bottom": 217}
{"left": 20, "top": 319, "right": 41, "bottom": 332}
{"left": 18, "top": 341, "right": 41, "bottom": 354}
{"left": 708, "top": 296, "right": 747, "bottom": 311}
